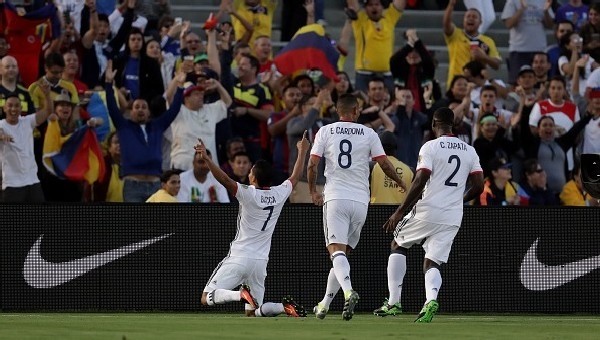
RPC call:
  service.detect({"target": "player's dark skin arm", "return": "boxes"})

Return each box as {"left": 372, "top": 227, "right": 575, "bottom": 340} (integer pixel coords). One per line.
{"left": 195, "top": 139, "right": 239, "bottom": 196}
{"left": 307, "top": 155, "right": 323, "bottom": 206}
{"left": 375, "top": 156, "right": 408, "bottom": 192}
{"left": 383, "top": 169, "right": 431, "bottom": 233}
{"left": 463, "top": 172, "right": 484, "bottom": 203}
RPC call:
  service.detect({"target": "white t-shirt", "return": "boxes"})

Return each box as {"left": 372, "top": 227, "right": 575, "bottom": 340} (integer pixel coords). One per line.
{"left": 0, "top": 115, "right": 40, "bottom": 190}
{"left": 583, "top": 116, "right": 600, "bottom": 154}
{"left": 413, "top": 136, "right": 482, "bottom": 226}
{"left": 165, "top": 101, "right": 228, "bottom": 171}
{"left": 586, "top": 67, "right": 600, "bottom": 90}
{"left": 229, "top": 180, "right": 293, "bottom": 260}
{"left": 558, "top": 55, "right": 595, "bottom": 96}
{"left": 310, "top": 121, "right": 386, "bottom": 204}
{"left": 177, "top": 169, "right": 229, "bottom": 203}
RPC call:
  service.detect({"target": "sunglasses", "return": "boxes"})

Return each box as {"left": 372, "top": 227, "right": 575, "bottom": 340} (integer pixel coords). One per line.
{"left": 530, "top": 168, "right": 544, "bottom": 173}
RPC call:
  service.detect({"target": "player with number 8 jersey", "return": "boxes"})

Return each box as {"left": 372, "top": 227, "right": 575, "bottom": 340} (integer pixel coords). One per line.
{"left": 308, "top": 94, "right": 407, "bottom": 321}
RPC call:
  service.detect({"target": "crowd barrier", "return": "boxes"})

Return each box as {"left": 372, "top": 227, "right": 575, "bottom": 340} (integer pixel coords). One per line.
{"left": 1, "top": 204, "right": 598, "bottom": 314}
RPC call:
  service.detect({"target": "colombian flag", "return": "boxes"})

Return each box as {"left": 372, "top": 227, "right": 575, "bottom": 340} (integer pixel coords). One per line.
{"left": 43, "top": 121, "right": 106, "bottom": 184}
{"left": 274, "top": 24, "right": 339, "bottom": 81}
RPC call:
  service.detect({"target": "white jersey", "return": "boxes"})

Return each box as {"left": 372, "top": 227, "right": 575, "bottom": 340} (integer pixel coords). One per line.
{"left": 228, "top": 180, "right": 293, "bottom": 260}
{"left": 413, "top": 136, "right": 482, "bottom": 226}
{"left": 310, "top": 121, "right": 385, "bottom": 204}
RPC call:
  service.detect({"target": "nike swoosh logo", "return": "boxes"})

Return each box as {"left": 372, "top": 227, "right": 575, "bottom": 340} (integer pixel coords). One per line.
{"left": 23, "top": 233, "right": 173, "bottom": 289}
{"left": 520, "top": 238, "right": 600, "bottom": 291}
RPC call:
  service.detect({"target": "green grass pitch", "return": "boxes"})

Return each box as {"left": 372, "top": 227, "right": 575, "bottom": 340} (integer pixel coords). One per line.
{"left": 2, "top": 313, "right": 600, "bottom": 339}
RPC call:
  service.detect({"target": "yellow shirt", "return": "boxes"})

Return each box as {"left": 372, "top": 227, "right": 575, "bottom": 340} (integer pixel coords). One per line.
{"left": 233, "top": 0, "right": 276, "bottom": 47}
{"left": 352, "top": 5, "right": 402, "bottom": 72}
{"left": 106, "top": 163, "right": 124, "bottom": 202}
{"left": 559, "top": 180, "right": 586, "bottom": 206}
{"left": 28, "top": 79, "right": 79, "bottom": 111}
{"left": 146, "top": 189, "right": 179, "bottom": 203}
{"left": 370, "top": 156, "right": 413, "bottom": 204}
{"left": 444, "top": 28, "right": 500, "bottom": 88}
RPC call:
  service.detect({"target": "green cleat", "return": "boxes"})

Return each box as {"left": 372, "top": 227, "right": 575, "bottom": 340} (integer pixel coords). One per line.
{"left": 415, "top": 300, "right": 439, "bottom": 323}
{"left": 313, "top": 303, "right": 328, "bottom": 320}
{"left": 373, "top": 299, "right": 402, "bottom": 317}
{"left": 342, "top": 290, "right": 359, "bottom": 321}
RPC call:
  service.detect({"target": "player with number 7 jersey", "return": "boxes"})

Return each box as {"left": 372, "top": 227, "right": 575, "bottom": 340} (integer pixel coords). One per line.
{"left": 196, "top": 133, "right": 312, "bottom": 318}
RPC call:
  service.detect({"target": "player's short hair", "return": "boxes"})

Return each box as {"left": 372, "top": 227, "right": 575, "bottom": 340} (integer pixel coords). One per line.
{"left": 252, "top": 159, "right": 273, "bottom": 187}
{"left": 160, "top": 169, "right": 181, "bottom": 183}
{"left": 432, "top": 107, "right": 455, "bottom": 127}
{"left": 336, "top": 93, "right": 358, "bottom": 116}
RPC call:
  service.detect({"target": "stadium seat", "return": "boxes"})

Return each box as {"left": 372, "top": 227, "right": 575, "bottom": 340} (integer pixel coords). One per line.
{"left": 581, "top": 153, "right": 600, "bottom": 199}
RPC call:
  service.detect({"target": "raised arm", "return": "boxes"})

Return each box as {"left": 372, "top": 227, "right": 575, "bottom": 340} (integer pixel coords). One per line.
{"left": 288, "top": 131, "right": 310, "bottom": 187}
{"left": 34, "top": 80, "right": 53, "bottom": 126}
{"left": 81, "top": 0, "right": 98, "bottom": 49}
{"left": 103, "top": 61, "right": 126, "bottom": 127}
{"left": 205, "top": 78, "right": 233, "bottom": 107}
{"left": 443, "top": 0, "right": 456, "bottom": 36}
{"left": 205, "top": 28, "right": 221, "bottom": 77}
{"left": 195, "top": 139, "right": 238, "bottom": 195}
{"left": 392, "top": 0, "right": 406, "bottom": 12}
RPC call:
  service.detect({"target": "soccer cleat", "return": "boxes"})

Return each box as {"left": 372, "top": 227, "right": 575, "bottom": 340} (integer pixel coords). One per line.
{"left": 313, "top": 303, "right": 328, "bottom": 320}
{"left": 282, "top": 296, "right": 307, "bottom": 317}
{"left": 373, "top": 299, "right": 402, "bottom": 317}
{"left": 342, "top": 290, "right": 359, "bottom": 321}
{"left": 415, "top": 300, "right": 439, "bottom": 323}
{"left": 239, "top": 284, "right": 258, "bottom": 309}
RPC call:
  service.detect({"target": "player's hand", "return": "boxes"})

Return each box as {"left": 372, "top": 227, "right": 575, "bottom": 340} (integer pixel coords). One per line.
{"left": 383, "top": 210, "right": 404, "bottom": 233}
{"left": 297, "top": 130, "right": 310, "bottom": 153}
{"left": 194, "top": 138, "right": 208, "bottom": 159}
{"left": 311, "top": 191, "right": 324, "bottom": 206}
{"left": 397, "top": 179, "right": 408, "bottom": 193}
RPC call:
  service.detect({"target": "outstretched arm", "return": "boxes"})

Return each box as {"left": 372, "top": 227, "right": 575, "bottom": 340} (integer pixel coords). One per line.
{"left": 383, "top": 168, "right": 430, "bottom": 232}
{"left": 195, "top": 139, "right": 239, "bottom": 196}
{"left": 307, "top": 154, "right": 322, "bottom": 205}
{"left": 375, "top": 156, "right": 408, "bottom": 192}
{"left": 288, "top": 131, "right": 311, "bottom": 187}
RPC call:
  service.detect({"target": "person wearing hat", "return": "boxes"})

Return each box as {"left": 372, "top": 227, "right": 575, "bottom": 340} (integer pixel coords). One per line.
{"left": 505, "top": 65, "right": 538, "bottom": 113}
{"left": 477, "top": 157, "right": 522, "bottom": 206}
{"left": 370, "top": 131, "right": 413, "bottom": 204}
{"left": 165, "top": 78, "right": 232, "bottom": 171}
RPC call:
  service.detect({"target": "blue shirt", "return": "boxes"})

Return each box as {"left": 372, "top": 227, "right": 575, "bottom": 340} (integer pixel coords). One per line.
{"left": 123, "top": 57, "right": 140, "bottom": 100}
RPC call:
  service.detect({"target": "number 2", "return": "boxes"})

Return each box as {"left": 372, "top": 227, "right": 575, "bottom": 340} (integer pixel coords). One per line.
{"left": 444, "top": 155, "right": 461, "bottom": 187}
{"left": 261, "top": 206, "right": 274, "bottom": 231}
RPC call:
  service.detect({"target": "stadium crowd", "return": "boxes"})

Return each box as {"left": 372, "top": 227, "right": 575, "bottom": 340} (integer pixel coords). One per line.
{"left": 0, "top": 0, "right": 598, "bottom": 206}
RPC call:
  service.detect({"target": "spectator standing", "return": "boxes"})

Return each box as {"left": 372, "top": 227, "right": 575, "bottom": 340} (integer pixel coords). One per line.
{"left": 177, "top": 150, "right": 229, "bottom": 203}
{"left": 443, "top": 0, "right": 501, "bottom": 89}
{"left": 370, "top": 131, "right": 414, "bottom": 204}
{"left": 346, "top": 0, "right": 407, "bottom": 93}
{"left": 501, "top": 0, "right": 554, "bottom": 85}
{"left": 390, "top": 87, "right": 428, "bottom": 168}
{"left": 532, "top": 51, "right": 552, "bottom": 87}
{"left": 581, "top": 88, "right": 600, "bottom": 154}
{"left": 85, "top": 131, "right": 123, "bottom": 202}
{"left": 581, "top": 4, "right": 600, "bottom": 61}
{"left": 0, "top": 82, "right": 52, "bottom": 202}
{"left": 546, "top": 20, "right": 575, "bottom": 77}
{"left": 226, "top": 0, "right": 276, "bottom": 47}
{"left": 0, "top": 56, "right": 35, "bottom": 119}
{"left": 555, "top": 0, "right": 589, "bottom": 31}
{"left": 463, "top": 0, "right": 496, "bottom": 33}
{"left": 29, "top": 53, "right": 79, "bottom": 111}
{"left": 518, "top": 158, "right": 559, "bottom": 205}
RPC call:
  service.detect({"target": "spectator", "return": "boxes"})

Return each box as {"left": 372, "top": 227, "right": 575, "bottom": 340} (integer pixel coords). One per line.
{"left": 529, "top": 76, "right": 580, "bottom": 137}
{"left": 581, "top": 4, "right": 600, "bottom": 61}
{"left": 462, "top": 60, "right": 508, "bottom": 109}
{"left": 268, "top": 85, "right": 302, "bottom": 184}
{"left": 29, "top": 53, "right": 79, "bottom": 111}
{"left": 390, "top": 87, "right": 427, "bottom": 168}
{"left": 443, "top": 0, "right": 501, "bottom": 89}
{"left": 463, "top": 0, "right": 496, "bottom": 34}
{"left": 471, "top": 85, "right": 515, "bottom": 139}
{"left": 230, "top": 53, "right": 274, "bottom": 162}
{"left": 104, "top": 62, "right": 184, "bottom": 202}
{"left": 253, "top": 35, "right": 274, "bottom": 75}
{"left": 582, "top": 88, "right": 600, "bottom": 153}
{"left": 532, "top": 51, "right": 552, "bottom": 87}
{"left": 293, "top": 74, "right": 316, "bottom": 97}
{"left": 389, "top": 29, "right": 435, "bottom": 113}
{"left": 113, "top": 27, "right": 164, "bottom": 104}
{"left": 85, "top": 131, "right": 123, "bottom": 202}
{"left": 177, "top": 150, "right": 229, "bottom": 203}
{"left": 0, "top": 82, "right": 52, "bottom": 202}
{"left": 449, "top": 94, "right": 474, "bottom": 145}
{"left": 518, "top": 158, "right": 559, "bottom": 205}
{"left": 477, "top": 157, "right": 523, "bottom": 206}
{"left": 546, "top": 20, "right": 575, "bottom": 77}
{"left": 432, "top": 75, "right": 470, "bottom": 112}
{"left": 286, "top": 90, "right": 332, "bottom": 203}
{"left": 157, "top": 15, "right": 181, "bottom": 57}
{"left": 62, "top": 51, "right": 89, "bottom": 97}
{"left": 146, "top": 38, "right": 176, "bottom": 90}
{"left": 558, "top": 31, "right": 598, "bottom": 96}
{"left": 555, "top": 0, "right": 589, "bottom": 31}
{"left": 473, "top": 113, "right": 520, "bottom": 177}
{"left": 359, "top": 77, "right": 395, "bottom": 132}
{"left": 109, "top": 0, "right": 148, "bottom": 36}
{"left": 501, "top": 0, "right": 554, "bottom": 85}
{"left": 0, "top": 56, "right": 35, "bottom": 119}
{"left": 146, "top": 169, "right": 181, "bottom": 203}
{"left": 346, "top": 0, "right": 406, "bottom": 93}
{"left": 226, "top": 0, "right": 276, "bottom": 47}
{"left": 505, "top": 65, "right": 539, "bottom": 113}
{"left": 220, "top": 137, "right": 246, "bottom": 178}
{"left": 561, "top": 161, "right": 600, "bottom": 206}
{"left": 370, "top": 130, "right": 413, "bottom": 204}
{"left": 165, "top": 79, "right": 231, "bottom": 171}
{"left": 227, "top": 151, "right": 252, "bottom": 201}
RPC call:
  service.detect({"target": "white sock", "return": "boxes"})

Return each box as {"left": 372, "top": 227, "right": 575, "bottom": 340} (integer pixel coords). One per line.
{"left": 331, "top": 251, "right": 353, "bottom": 293}
{"left": 255, "top": 302, "right": 285, "bottom": 317}
{"left": 207, "top": 289, "right": 240, "bottom": 306}
{"left": 387, "top": 253, "right": 406, "bottom": 305}
{"left": 319, "top": 268, "right": 341, "bottom": 309}
{"left": 424, "top": 267, "right": 442, "bottom": 302}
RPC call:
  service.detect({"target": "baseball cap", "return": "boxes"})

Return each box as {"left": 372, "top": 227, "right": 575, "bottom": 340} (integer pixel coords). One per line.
{"left": 518, "top": 65, "right": 535, "bottom": 77}
{"left": 194, "top": 53, "right": 209, "bottom": 64}
{"left": 183, "top": 81, "right": 205, "bottom": 96}
{"left": 379, "top": 131, "right": 397, "bottom": 148}
{"left": 488, "top": 157, "right": 512, "bottom": 172}
{"left": 590, "top": 87, "right": 600, "bottom": 99}
{"left": 53, "top": 93, "right": 75, "bottom": 105}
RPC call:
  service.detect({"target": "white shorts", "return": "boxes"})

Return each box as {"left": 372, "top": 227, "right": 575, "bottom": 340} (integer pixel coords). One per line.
{"left": 393, "top": 213, "right": 459, "bottom": 264}
{"left": 323, "top": 200, "right": 368, "bottom": 249}
{"left": 203, "top": 256, "right": 268, "bottom": 310}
